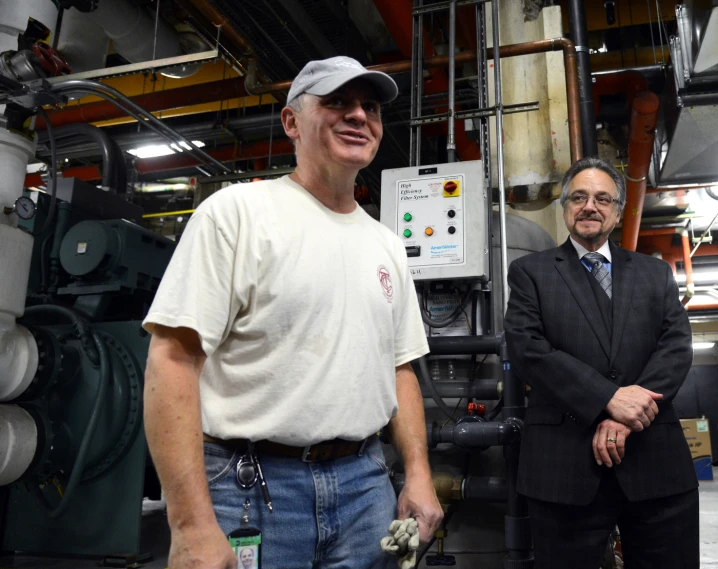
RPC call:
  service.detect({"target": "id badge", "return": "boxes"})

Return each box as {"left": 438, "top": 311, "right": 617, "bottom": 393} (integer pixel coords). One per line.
{"left": 228, "top": 528, "right": 261, "bottom": 569}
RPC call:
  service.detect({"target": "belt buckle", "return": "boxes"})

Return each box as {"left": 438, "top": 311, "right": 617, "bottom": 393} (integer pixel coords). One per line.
{"left": 301, "top": 445, "right": 317, "bottom": 463}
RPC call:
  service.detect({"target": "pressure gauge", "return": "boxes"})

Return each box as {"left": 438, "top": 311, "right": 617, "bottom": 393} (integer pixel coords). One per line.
{"left": 14, "top": 196, "right": 36, "bottom": 220}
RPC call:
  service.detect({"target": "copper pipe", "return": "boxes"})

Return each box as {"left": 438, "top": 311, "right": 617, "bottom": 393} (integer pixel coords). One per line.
{"left": 620, "top": 91, "right": 660, "bottom": 252}
{"left": 681, "top": 231, "right": 695, "bottom": 306}
{"left": 245, "top": 38, "right": 583, "bottom": 163}
{"left": 687, "top": 303, "right": 718, "bottom": 311}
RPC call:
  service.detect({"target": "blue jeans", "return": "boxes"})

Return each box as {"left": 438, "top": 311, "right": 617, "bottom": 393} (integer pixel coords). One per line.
{"left": 203, "top": 437, "right": 397, "bottom": 569}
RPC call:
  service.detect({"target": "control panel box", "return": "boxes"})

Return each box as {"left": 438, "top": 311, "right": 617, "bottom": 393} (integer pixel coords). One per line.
{"left": 380, "top": 161, "right": 488, "bottom": 282}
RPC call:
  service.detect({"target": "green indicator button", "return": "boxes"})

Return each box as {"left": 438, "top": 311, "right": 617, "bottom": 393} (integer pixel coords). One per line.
{"left": 403, "top": 212, "right": 413, "bottom": 222}
{"left": 403, "top": 229, "right": 412, "bottom": 238}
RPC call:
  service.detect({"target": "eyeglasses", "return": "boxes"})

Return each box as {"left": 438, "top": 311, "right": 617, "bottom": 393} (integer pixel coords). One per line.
{"left": 567, "top": 193, "right": 619, "bottom": 208}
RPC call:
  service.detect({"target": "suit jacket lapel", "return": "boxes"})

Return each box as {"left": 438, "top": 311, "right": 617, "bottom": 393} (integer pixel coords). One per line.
{"left": 555, "top": 239, "right": 611, "bottom": 358}
{"left": 609, "top": 242, "right": 635, "bottom": 364}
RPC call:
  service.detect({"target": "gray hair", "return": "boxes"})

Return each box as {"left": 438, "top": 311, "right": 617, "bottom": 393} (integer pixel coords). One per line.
{"left": 287, "top": 93, "right": 306, "bottom": 113}
{"left": 559, "top": 156, "right": 626, "bottom": 212}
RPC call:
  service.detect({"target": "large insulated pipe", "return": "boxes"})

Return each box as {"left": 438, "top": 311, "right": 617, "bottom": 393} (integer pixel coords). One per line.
{"left": 0, "top": 124, "right": 39, "bottom": 403}
{"left": 0, "top": 0, "right": 58, "bottom": 53}
{"left": 566, "top": 0, "right": 598, "bottom": 157}
{"left": 81, "top": 0, "right": 199, "bottom": 78}
{"left": 620, "top": 91, "right": 660, "bottom": 251}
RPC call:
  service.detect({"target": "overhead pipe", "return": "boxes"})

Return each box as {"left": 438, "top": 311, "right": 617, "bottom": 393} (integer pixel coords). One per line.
{"left": 52, "top": 124, "right": 118, "bottom": 191}
{"left": 620, "top": 91, "right": 660, "bottom": 252}
{"left": 36, "top": 77, "right": 249, "bottom": 129}
{"left": 681, "top": 230, "right": 695, "bottom": 306}
{"left": 566, "top": 0, "right": 597, "bottom": 157}
{"left": 245, "top": 38, "right": 583, "bottom": 163}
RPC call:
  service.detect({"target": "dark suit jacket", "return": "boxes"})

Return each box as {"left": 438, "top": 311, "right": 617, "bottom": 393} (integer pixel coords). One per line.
{"left": 504, "top": 238, "right": 697, "bottom": 506}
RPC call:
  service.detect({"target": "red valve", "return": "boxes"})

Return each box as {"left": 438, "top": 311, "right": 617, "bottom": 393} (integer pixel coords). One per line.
{"left": 32, "top": 42, "right": 71, "bottom": 77}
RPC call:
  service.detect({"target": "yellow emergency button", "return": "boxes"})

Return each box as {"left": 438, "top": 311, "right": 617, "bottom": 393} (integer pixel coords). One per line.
{"left": 425, "top": 227, "right": 434, "bottom": 236}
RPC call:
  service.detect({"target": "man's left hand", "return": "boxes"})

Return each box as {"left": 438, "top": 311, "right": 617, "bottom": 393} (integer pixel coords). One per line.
{"left": 397, "top": 472, "right": 444, "bottom": 544}
{"left": 592, "top": 418, "right": 632, "bottom": 467}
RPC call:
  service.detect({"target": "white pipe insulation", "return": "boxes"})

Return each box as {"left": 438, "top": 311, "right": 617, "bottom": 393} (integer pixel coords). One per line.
{"left": 0, "top": 125, "right": 40, "bottom": 484}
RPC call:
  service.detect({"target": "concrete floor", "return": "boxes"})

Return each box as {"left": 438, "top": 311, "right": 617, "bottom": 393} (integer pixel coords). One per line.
{"left": 701, "top": 474, "right": 718, "bottom": 567}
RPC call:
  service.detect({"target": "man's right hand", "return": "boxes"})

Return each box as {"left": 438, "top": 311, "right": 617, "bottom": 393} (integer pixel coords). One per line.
{"left": 605, "top": 385, "right": 663, "bottom": 432}
{"left": 169, "top": 523, "right": 237, "bottom": 569}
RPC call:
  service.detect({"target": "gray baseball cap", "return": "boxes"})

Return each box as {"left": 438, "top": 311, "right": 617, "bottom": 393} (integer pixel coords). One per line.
{"left": 286, "top": 56, "right": 398, "bottom": 106}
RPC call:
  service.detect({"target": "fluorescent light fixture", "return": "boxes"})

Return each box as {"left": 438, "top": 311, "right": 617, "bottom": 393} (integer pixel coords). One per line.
{"left": 127, "top": 140, "right": 205, "bottom": 159}
{"left": 693, "top": 342, "right": 715, "bottom": 350}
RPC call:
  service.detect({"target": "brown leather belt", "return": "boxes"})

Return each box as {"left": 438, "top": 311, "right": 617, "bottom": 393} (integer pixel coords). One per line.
{"left": 203, "top": 433, "right": 373, "bottom": 463}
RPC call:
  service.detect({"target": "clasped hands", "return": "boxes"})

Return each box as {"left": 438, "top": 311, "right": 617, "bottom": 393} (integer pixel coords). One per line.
{"left": 593, "top": 385, "right": 663, "bottom": 468}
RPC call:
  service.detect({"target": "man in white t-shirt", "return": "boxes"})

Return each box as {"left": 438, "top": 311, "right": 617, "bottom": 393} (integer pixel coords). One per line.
{"left": 143, "top": 56, "right": 443, "bottom": 569}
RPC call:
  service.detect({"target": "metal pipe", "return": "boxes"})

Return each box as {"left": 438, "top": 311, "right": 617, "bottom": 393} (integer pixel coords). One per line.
{"left": 52, "top": 124, "right": 115, "bottom": 190}
{"left": 681, "top": 231, "right": 695, "bottom": 306}
{"left": 409, "top": 2, "right": 419, "bottom": 166}
{"left": 566, "top": 0, "right": 597, "bottom": 157}
{"left": 51, "top": 80, "right": 231, "bottom": 174}
{"left": 36, "top": 77, "right": 249, "bottom": 129}
{"left": 620, "top": 91, "right": 660, "bottom": 251}
{"left": 491, "top": 0, "right": 509, "bottom": 318}
{"left": 592, "top": 64, "right": 667, "bottom": 76}
{"left": 447, "top": 0, "right": 457, "bottom": 163}
{"left": 420, "top": 379, "right": 500, "bottom": 400}
{"left": 244, "top": 38, "right": 583, "bottom": 163}
{"left": 428, "top": 334, "right": 502, "bottom": 355}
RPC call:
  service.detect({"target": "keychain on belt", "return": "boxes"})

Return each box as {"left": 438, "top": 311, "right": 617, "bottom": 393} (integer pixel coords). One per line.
{"left": 228, "top": 499, "right": 262, "bottom": 569}
{"left": 236, "top": 442, "right": 273, "bottom": 512}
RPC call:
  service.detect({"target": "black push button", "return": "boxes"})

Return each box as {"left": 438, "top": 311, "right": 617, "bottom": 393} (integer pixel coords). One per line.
{"left": 448, "top": 226, "right": 456, "bottom": 235}
{"left": 406, "top": 246, "right": 421, "bottom": 258}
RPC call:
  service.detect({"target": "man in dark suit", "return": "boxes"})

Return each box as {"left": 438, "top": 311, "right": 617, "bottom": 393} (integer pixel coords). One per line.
{"left": 504, "top": 156, "right": 698, "bottom": 569}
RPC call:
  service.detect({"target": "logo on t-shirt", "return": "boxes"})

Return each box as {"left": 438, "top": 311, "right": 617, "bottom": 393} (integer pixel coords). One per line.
{"left": 377, "top": 265, "right": 393, "bottom": 302}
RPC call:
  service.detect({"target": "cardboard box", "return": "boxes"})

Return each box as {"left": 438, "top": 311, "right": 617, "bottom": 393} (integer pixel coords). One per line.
{"left": 680, "top": 418, "right": 714, "bottom": 481}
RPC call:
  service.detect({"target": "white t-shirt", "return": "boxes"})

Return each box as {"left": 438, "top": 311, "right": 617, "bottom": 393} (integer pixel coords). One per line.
{"left": 143, "top": 176, "right": 429, "bottom": 445}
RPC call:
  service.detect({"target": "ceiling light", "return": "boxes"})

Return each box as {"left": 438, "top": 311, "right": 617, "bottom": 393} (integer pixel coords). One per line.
{"left": 693, "top": 342, "right": 715, "bottom": 350}
{"left": 127, "top": 140, "right": 205, "bottom": 159}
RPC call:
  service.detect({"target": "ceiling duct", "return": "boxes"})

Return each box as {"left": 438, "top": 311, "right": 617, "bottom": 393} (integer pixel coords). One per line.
{"left": 654, "top": 1, "right": 718, "bottom": 187}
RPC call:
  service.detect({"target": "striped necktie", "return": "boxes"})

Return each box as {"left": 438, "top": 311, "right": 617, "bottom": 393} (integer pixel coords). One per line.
{"left": 584, "top": 252, "right": 612, "bottom": 299}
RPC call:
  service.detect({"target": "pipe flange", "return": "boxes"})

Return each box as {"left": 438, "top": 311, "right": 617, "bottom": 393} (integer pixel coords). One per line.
{"left": 81, "top": 332, "right": 142, "bottom": 481}
{"left": 15, "top": 327, "right": 62, "bottom": 401}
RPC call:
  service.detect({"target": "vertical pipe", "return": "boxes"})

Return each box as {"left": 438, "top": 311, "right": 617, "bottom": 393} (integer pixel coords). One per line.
{"left": 566, "top": 0, "right": 598, "bottom": 157}
{"left": 501, "top": 352, "right": 531, "bottom": 564}
{"left": 491, "top": 0, "right": 509, "bottom": 316}
{"left": 620, "top": 91, "right": 660, "bottom": 251}
{"left": 409, "top": 1, "right": 419, "bottom": 167}
{"left": 681, "top": 231, "right": 694, "bottom": 306}
{"left": 416, "top": 0, "right": 424, "bottom": 167}
{"left": 447, "top": 0, "right": 457, "bottom": 163}
{"left": 476, "top": 2, "right": 494, "bottom": 334}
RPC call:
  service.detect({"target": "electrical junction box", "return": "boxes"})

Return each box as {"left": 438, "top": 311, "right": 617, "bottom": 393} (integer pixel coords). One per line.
{"left": 380, "top": 160, "right": 488, "bottom": 282}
